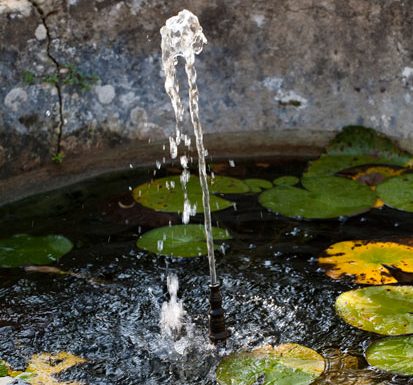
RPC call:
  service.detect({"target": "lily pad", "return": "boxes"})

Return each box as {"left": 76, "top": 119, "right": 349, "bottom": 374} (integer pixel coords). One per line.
{"left": 318, "top": 240, "right": 413, "bottom": 284}
{"left": 132, "top": 175, "right": 249, "bottom": 213}
{"left": 216, "top": 343, "right": 325, "bottom": 385}
{"left": 27, "top": 352, "right": 86, "bottom": 385}
{"left": 259, "top": 176, "right": 376, "bottom": 219}
{"left": 337, "top": 165, "right": 406, "bottom": 186}
{"left": 136, "top": 224, "right": 231, "bottom": 257}
{"left": 0, "top": 352, "right": 85, "bottom": 385}
{"left": 326, "top": 126, "right": 411, "bottom": 159}
{"left": 335, "top": 286, "right": 413, "bottom": 335}
{"left": 0, "top": 361, "right": 7, "bottom": 377}
{"left": 273, "top": 176, "right": 299, "bottom": 187}
{"left": 377, "top": 173, "right": 413, "bottom": 212}
{"left": 305, "top": 155, "right": 399, "bottom": 178}
{"left": 244, "top": 178, "right": 273, "bottom": 192}
{"left": 366, "top": 336, "right": 413, "bottom": 376}
{"left": 0, "top": 235, "right": 73, "bottom": 268}
{"left": 305, "top": 126, "right": 412, "bottom": 177}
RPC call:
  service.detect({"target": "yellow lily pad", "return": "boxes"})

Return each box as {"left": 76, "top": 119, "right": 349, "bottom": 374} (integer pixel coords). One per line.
{"left": 0, "top": 352, "right": 85, "bottom": 385}
{"left": 216, "top": 343, "right": 324, "bottom": 385}
{"left": 318, "top": 240, "right": 413, "bottom": 284}
{"left": 27, "top": 352, "right": 86, "bottom": 385}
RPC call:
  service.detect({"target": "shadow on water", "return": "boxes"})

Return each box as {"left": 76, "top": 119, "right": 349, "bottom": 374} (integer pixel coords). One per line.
{"left": 0, "top": 158, "right": 412, "bottom": 384}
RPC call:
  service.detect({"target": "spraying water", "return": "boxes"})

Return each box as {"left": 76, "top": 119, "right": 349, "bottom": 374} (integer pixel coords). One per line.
{"left": 160, "top": 10, "right": 217, "bottom": 285}
{"left": 160, "top": 274, "right": 186, "bottom": 337}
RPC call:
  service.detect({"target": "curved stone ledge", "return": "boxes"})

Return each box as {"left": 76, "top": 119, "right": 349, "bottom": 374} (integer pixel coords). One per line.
{"left": 0, "top": 130, "right": 325, "bottom": 206}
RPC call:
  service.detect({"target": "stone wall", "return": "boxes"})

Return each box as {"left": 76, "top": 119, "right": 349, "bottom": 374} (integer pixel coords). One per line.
{"left": 1, "top": 0, "right": 413, "bottom": 180}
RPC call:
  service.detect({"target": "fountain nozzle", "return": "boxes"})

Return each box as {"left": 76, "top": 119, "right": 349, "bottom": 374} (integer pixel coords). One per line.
{"left": 208, "top": 283, "right": 230, "bottom": 344}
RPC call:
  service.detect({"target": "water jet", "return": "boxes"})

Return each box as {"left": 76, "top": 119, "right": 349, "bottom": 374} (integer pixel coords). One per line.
{"left": 160, "top": 9, "right": 229, "bottom": 344}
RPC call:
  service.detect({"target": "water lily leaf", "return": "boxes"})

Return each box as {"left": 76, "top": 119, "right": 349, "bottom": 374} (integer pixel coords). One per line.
{"left": 132, "top": 175, "right": 249, "bottom": 213}
{"left": 27, "top": 352, "right": 86, "bottom": 385}
{"left": 259, "top": 176, "right": 376, "bottom": 219}
{"left": 335, "top": 286, "right": 413, "bottom": 335}
{"left": 377, "top": 173, "right": 413, "bottom": 212}
{"left": 0, "top": 360, "right": 28, "bottom": 381}
{"left": 244, "top": 179, "right": 273, "bottom": 192}
{"left": 136, "top": 224, "right": 231, "bottom": 257}
{"left": 0, "top": 361, "right": 7, "bottom": 377}
{"left": 366, "top": 336, "right": 413, "bottom": 376}
{"left": 273, "top": 176, "right": 299, "bottom": 187}
{"left": 305, "top": 155, "right": 399, "bottom": 178}
{"left": 337, "top": 165, "right": 406, "bottom": 186}
{"left": 318, "top": 240, "right": 413, "bottom": 284}
{"left": 0, "top": 235, "right": 73, "bottom": 268}
{"left": 326, "top": 126, "right": 411, "bottom": 160}
{"left": 305, "top": 126, "right": 412, "bottom": 177}
{"left": 216, "top": 343, "right": 325, "bottom": 385}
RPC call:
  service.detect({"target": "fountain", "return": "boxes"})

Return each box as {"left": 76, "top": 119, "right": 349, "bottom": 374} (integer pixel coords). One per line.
{"left": 160, "top": 10, "right": 229, "bottom": 343}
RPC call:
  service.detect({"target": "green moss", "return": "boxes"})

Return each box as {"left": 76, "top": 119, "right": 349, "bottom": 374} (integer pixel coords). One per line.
{"left": 22, "top": 70, "right": 36, "bottom": 85}
{"left": 52, "top": 152, "right": 65, "bottom": 164}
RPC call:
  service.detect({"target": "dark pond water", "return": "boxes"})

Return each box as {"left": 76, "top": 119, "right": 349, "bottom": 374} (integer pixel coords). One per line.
{"left": 0, "top": 158, "right": 412, "bottom": 385}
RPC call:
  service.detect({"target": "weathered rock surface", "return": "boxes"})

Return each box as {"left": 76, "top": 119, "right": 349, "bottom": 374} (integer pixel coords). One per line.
{"left": 1, "top": 0, "right": 413, "bottom": 183}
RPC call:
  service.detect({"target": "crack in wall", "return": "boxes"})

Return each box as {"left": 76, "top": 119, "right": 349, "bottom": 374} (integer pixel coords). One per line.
{"left": 28, "top": 0, "right": 64, "bottom": 155}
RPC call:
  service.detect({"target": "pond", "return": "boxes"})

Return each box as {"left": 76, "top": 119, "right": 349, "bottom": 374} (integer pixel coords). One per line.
{"left": 0, "top": 153, "right": 412, "bottom": 385}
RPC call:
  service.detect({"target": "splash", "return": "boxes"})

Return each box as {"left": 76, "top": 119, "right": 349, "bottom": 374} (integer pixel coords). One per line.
{"left": 161, "top": 9, "right": 217, "bottom": 284}
{"left": 160, "top": 274, "right": 186, "bottom": 337}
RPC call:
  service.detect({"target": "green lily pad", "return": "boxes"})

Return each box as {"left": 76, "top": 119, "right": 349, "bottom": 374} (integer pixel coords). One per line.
{"left": 318, "top": 240, "right": 413, "bottom": 285}
{"left": 259, "top": 176, "right": 376, "bottom": 219}
{"left": 132, "top": 175, "right": 249, "bottom": 213}
{"left": 0, "top": 361, "right": 7, "bottom": 377}
{"left": 306, "top": 155, "right": 409, "bottom": 179}
{"left": 376, "top": 173, "right": 413, "bottom": 212}
{"left": 366, "top": 336, "right": 413, "bottom": 376}
{"left": 335, "top": 286, "right": 413, "bottom": 335}
{"left": 305, "top": 126, "right": 412, "bottom": 177}
{"left": 244, "top": 179, "right": 273, "bottom": 192}
{"left": 216, "top": 343, "right": 325, "bottom": 385}
{"left": 136, "top": 224, "right": 231, "bottom": 257}
{"left": 273, "top": 176, "right": 299, "bottom": 187}
{"left": 0, "top": 234, "right": 73, "bottom": 268}
{"left": 326, "top": 126, "right": 411, "bottom": 160}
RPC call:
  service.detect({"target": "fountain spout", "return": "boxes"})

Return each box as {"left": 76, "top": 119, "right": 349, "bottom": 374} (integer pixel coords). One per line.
{"left": 160, "top": 10, "right": 229, "bottom": 344}
{"left": 209, "top": 283, "right": 230, "bottom": 343}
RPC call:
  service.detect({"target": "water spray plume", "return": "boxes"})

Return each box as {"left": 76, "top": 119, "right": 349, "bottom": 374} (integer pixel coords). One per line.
{"left": 161, "top": 9, "right": 229, "bottom": 343}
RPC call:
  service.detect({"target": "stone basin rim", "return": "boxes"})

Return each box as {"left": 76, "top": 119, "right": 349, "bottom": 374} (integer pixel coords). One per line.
{"left": 0, "top": 131, "right": 326, "bottom": 207}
